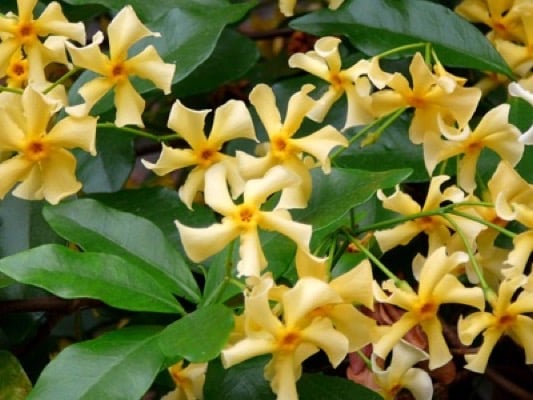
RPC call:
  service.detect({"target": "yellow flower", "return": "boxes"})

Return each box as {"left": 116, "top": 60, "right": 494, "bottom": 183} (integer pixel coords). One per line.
{"left": 371, "top": 340, "right": 433, "bottom": 400}
{"left": 142, "top": 99, "right": 256, "bottom": 209}
{"left": 458, "top": 275, "right": 533, "bottom": 373}
{"left": 374, "top": 247, "right": 485, "bottom": 369}
{"left": 295, "top": 250, "right": 377, "bottom": 351}
{"left": 66, "top": 5, "right": 175, "bottom": 127}
{"left": 176, "top": 163, "right": 312, "bottom": 277}
{"left": 0, "top": 86, "right": 96, "bottom": 204}
{"left": 455, "top": 0, "right": 527, "bottom": 41}
{"left": 371, "top": 52, "right": 481, "bottom": 144}
{"left": 279, "top": 0, "right": 345, "bottom": 17}
{"left": 221, "top": 275, "right": 348, "bottom": 400}
{"left": 494, "top": 14, "right": 533, "bottom": 77}
{"left": 288, "top": 36, "right": 390, "bottom": 128}
{"left": 161, "top": 361, "right": 207, "bottom": 400}
{"left": 0, "top": 0, "right": 85, "bottom": 77}
{"left": 374, "top": 176, "right": 485, "bottom": 253}
{"left": 237, "top": 83, "right": 347, "bottom": 209}
{"left": 424, "top": 104, "right": 523, "bottom": 193}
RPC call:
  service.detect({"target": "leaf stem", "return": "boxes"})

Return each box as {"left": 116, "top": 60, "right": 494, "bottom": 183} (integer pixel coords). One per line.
{"left": 43, "top": 67, "right": 81, "bottom": 95}
{"left": 97, "top": 122, "right": 179, "bottom": 142}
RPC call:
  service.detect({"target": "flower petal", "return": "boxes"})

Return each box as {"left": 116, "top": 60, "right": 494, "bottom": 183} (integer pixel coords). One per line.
{"left": 249, "top": 84, "right": 282, "bottom": 135}
{"left": 260, "top": 209, "right": 312, "bottom": 250}
{"left": 66, "top": 32, "right": 108, "bottom": 75}
{"left": 22, "top": 86, "right": 54, "bottom": 138}
{"left": 167, "top": 100, "right": 209, "bottom": 150}
{"left": 125, "top": 45, "right": 175, "bottom": 93}
{"left": 221, "top": 337, "right": 276, "bottom": 368}
{"left": 208, "top": 100, "right": 256, "bottom": 147}
{"left": 141, "top": 145, "right": 197, "bottom": 175}
{"left": 244, "top": 165, "right": 300, "bottom": 205}
{"left": 237, "top": 229, "right": 267, "bottom": 277}
{"left": 114, "top": 79, "right": 145, "bottom": 127}
{"left": 47, "top": 115, "right": 97, "bottom": 155}
{"left": 66, "top": 76, "right": 114, "bottom": 117}
{"left": 0, "top": 156, "right": 33, "bottom": 199}
{"left": 283, "top": 84, "right": 315, "bottom": 135}
{"left": 39, "top": 148, "right": 81, "bottom": 204}
{"left": 178, "top": 167, "right": 206, "bottom": 210}
{"left": 203, "top": 163, "right": 235, "bottom": 216}
{"left": 35, "top": 2, "right": 85, "bottom": 44}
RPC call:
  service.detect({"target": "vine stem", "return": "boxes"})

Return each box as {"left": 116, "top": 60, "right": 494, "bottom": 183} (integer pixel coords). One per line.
{"left": 43, "top": 66, "right": 82, "bottom": 94}
{"left": 97, "top": 122, "right": 179, "bottom": 142}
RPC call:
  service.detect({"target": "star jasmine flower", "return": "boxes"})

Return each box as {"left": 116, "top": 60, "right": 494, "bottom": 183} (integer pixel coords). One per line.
{"left": 142, "top": 99, "right": 256, "bottom": 209}
{"left": 66, "top": 5, "right": 175, "bottom": 127}
{"left": 176, "top": 163, "right": 313, "bottom": 277}
{"left": 0, "top": 86, "right": 96, "bottom": 204}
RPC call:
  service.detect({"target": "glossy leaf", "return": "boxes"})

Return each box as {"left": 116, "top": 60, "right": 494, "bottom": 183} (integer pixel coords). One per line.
{"left": 159, "top": 304, "right": 234, "bottom": 362}
{"left": 75, "top": 126, "right": 135, "bottom": 193}
{"left": 204, "top": 356, "right": 275, "bottom": 400}
{"left": 0, "top": 244, "right": 183, "bottom": 314}
{"left": 0, "top": 351, "right": 32, "bottom": 400}
{"left": 293, "top": 167, "right": 412, "bottom": 235}
{"left": 290, "top": 0, "right": 512, "bottom": 77}
{"left": 29, "top": 326, "right": 165, "bottom": 400}
{"left": 297, "top": 374, "right": 382, "bottom": 400}
{"left": 43, "top": 199, "right": 201, "bottom": 303}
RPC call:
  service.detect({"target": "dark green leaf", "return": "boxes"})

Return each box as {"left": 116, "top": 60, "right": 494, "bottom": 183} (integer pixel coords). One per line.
{"left": 75, "top": 126, "right": 135, "bottom": 193}
{"left": 90, "top": 187, "right": 215, "bottom": 246}
{"left": 290, "top": 0, "right": 512, "bottom": 77}
{"left": 0, "top": 244, "right": 183, "bottom": 313}
{"left": 173, "top": 28, "right": 259, "bottom": 97}
{"left": 43, "top": 199, "right": 201, "bottom": 303}
{"left": 204, "top": 356, "right": 275, "bottom": 400}
{"left": 293, "top": 167, "right": 412, "bottom": 235}
{"left": 28, "top": 326, "right": 165, "bottom": 400}
{"left": 0, "top": 351, "right": 32, "bottom": 400}
{"left": 511, "top": 97, "right": 533, "bottom": 183}
{"left": 297, "top": 373, "right": 382, "bottom": 400}
{"left": 159, "top": 304, "right": 234, "bottom": 362}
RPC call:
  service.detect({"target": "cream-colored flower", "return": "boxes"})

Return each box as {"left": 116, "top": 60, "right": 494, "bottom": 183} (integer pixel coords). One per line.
{"left": 295, "top": 250, "right": 377, "bottom": 351}
{"left": 371, "top": 53, "right": 481, "bottom": 144}
{"left": 373, "top": 247, "right": 485, "bottom": 369}
{"left": 0, "top": 0, "right": 85, "bottom": 77}
{"left": 161, "top": 361, "right": 207, "bottom": 400}
{"left": 222, "top": 275, "right": 348, "bottom": 400}
{"left": 288, "top": 36, "right": 390, "bottom": 128}
{"left": 371, "top": 340, "right": 433, "bottom": 400}
{"left": 458, "top": 275, "right": 533, "bottom": 373}
{"left": 66, "top": 5, "right": 175, "bottom": 127}
{"left": 237, "top": 83, "right": 347, "bottom": 209}
{"left": 0, "top": 86, "right": 96, "bottom": 204}
{"left": 142, "top": 99, "right": 256, "bottom": 209}
{"left": 374, "top": 176, "right": 485, "bottom": 253}
{"left": 279, "top": 0, "right": 345, "bottom": 16}
{"left": 424, "top": 104, "right": 523, "bottom": 193}
{"left": 176, "top": 163, "right": 312, "bottom": 277}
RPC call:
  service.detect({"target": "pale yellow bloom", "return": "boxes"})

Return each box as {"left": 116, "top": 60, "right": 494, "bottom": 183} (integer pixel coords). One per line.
{"left": 509, "top": 81, "right": 533, "bottom": 145}
{"left": 458, "top": 275, "right": 533, "bottom": 373}
{"left": 279, "top": 0, "right": 345, "bottom": 17}
{"left": 295, "top": 250, "right": 377, "bottom": 351}
{"left": 374, "top": 176, "right": 485, "bottom": 253}
{"left": 371, "top": 53, "right": 481, "bottom": 144}
{"left": 494, "top": 14, "right": 533, "bottom": 76}
{"left": 161, "top": 361, "right": 207, "bottom": 400}
{"left": 66, "top": 6, "right": 175, "bottom": 127}
{"left": 0, "top": 0, "right": 85, "bottom": 77}
{"left": 288, "top": 36, "right": 390, "bottom": 128}
{"left": 371, "top": 340, "right": 433, "bottom": 400}
{"left": 455, "top": 0, "right": 527, "bottom": 41}
{"left": 374, "top": 247, "right": 485, "bottom": 369}
{"left": 424, "top": 104, "right": 523, "bottom": 193}
{"left": 221, "top": 275, "right": 348, "bottom": 400}
{"left": 176, "top": 163, "right": 312, "bottom": 277}
{"left": 237, "top": 83, "right": 347, "bottom": 209}
{"left": 0, "top": 86, "right": 96, "bottom": 204}
{"left": 142, "top": 99, "right": 256, "bottom": 209}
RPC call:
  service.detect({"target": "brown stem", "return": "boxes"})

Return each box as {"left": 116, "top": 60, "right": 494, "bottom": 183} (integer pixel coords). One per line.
{"left": 237, "top": 27, "right": 294, "bottom": 40}
{"left": 486, "top": 367, "right": 533, "bottom": 400}
{"left": 0, "top": 297, "right": 104, "bottom": 314}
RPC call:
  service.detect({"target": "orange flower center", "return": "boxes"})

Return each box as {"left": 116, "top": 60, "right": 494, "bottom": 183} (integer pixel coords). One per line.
{"left": 408, "top": 95, "right": 426, "bottom": 109}
{"left": 195, "top": 147, "right": 219, "bottom": 168}
{"left": 108, "top": 61, "right": 129, "bottom": 83}
{"left": 496, "top": 313, "right": 516, "bottom": 330}
{"left": 233, "top": 204, "right": 259, "bottom": 229}
{"left": 271, "top": 133, "right": 292, "bottom": 160}
{"left": 329, "top": 72, "right": 349, "bottom": 91}
{"left": 24, "top": 139, "right": 49, "bottom": 162}
{"left": 415, "top": 301, "right": 438, "bottom": 321}
{"left": 16, "top": 22, "right": 37, "bottom": 45}
{"left": 277, "top": 329, "right": 302, "bottom": 352}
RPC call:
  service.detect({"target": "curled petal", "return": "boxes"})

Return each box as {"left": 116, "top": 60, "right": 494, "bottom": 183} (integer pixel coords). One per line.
{"left": 48, "top": 116, "right": 97, "bottom": 155}
{"left": 237, "top": 229, "right": 267, "bottom": 277}
{"left": 420, "top": 318, "right": 451, "bottom": 369}
{"left": 114, "top": 79, "right": 145, "bottom": 127}
{"left": 141, "top": 145, "right": 197, "bottom": 175}
{"left": 373, "top": 312, "right": 420, "bottom": 359}
{"left": 208, "top": 100, "right": 256, "bottom": 147}
{"left": 35, "top": 2, "right": 85, "bottom": 44}
{"left": 175, "top": 220, "right": 239, "bottom": 262}
{"left": 458, "top": 312, "right": 495, "bottom": 346}
{"left": 126, "top": 45, "right": 175, "bottom": 94}
{"left": 249, "top": 84, "right": 282, "bottom": 135}
{"left": 39, "top": 148, "right": 82, "bottom": 204}
{"left": 313, "top": 36, "right": 342, "bottom": 73}
{"left": 22, "top": 86, "right": 54, "bottom": 138}
{"left": 244, "top": 165, "right": 300, "bottom": 205}
{"left": 464, "top": 329, "right": 502, "bottom": 373}
{"left": 260, "top": 209, "right": 312, "bottom": 251}
{"left": 66, "top": 32, "right": 108, "bottom": 75}
{"left": 0, "top": 156, "right": 33, "bottom": 199}
{"left": 66, "top": 77, "right": 114, "bottom": 117}
{"left": 330, "top": 259, "right": 374, "bottom": 307}
{"left": 108, "top": 5, "right": 159, "bottom": 60}
{"left": 288, "top": 52, "right": 330, "bottom": 81}
{"left": 374, "top": 221, "right": 422, "bottom": 253}
{"left": 204, "top": 163, "right": 235, "bottom": 215}
{"left": 307, "top": 86, "right": 342, "bottom": 123}
{"left": 221, "top": 337, "right": 276, "bottom": 368}
{"left": 301, "top": 317, "right": 349, "bottom": 367}
{"left": 178, "top": 167, "right": 206, "bottom": 210}
{"left": 167, "top": 100, "right": 209, "bottom": 149}
{"left": 284, "top": 84, "right": 315, "bottom": 134}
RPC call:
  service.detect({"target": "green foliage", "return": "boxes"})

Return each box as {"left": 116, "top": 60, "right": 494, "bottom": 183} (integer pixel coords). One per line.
{"left": 0, "top": 351, "right": 32, "bottom": 400}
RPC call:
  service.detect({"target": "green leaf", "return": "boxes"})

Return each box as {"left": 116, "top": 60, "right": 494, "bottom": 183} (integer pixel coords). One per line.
{"left": 511, "top": 97, "right": 533, "bottom": 183}
{"left": 293, "top": 167, "right": 412, "bottom": 235}
{"left": 159, "top": 304, "right": 234, "bottom": 362}
{"left": 29, "top": 326, "right": 165, "bottom": 400}
{"left": 43, "top": 199, "right": 201, "bottom": 303}
{"left": 90, "top": 187, "right": 215, "bottom": 246}
{"left": 61, "top": 0, "right": 183, "bottom": 21}
{"left": 290, "top": 0, "right": 513, "bottom": 77}
{"left": 0, "top": 244, "right": 183, "bottom": 314}
{"left": 297, "top": 373, "right": 382, "bottom": 400}
{"left": 204, "top": 356, "right": 275, "bottom": 400}
{"left": 0, "top": 351, "right": 32, "bottom": 400}
{"left": 75, "top": 126, "right": 135, "bottom": 193}
{"left": 173, "top": 28, "right": 259, "bottom": 97}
